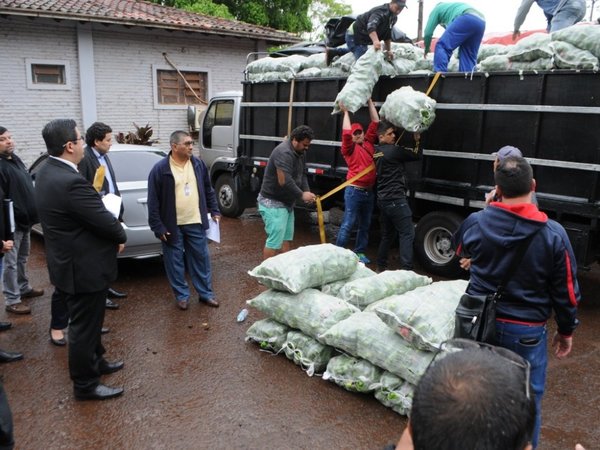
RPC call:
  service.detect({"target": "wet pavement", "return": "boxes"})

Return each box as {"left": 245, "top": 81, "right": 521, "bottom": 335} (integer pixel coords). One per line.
{"left": 1, "top": 209, "right": 598, "bottom": 449}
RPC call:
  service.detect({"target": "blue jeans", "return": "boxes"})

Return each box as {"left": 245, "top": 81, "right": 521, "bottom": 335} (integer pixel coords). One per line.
{"left": 550, "top": 0, "right": 586, "bottom": 32}
{"left": 377, "top": 198, "right": 414, "bottom": 270}
{"left": 330, "top": 30, "right": 368, "bottom": 60}
{"left": 434, "top": 13, "right": 485, "bottom": 72}
{"left": 335, "top": 186, "right": 374, "bottom": 254}
{"left": 496, "top": 321, "right": 547, "bottom": 449}
{"left": 161, "top": 224, "right": 214, "bottom": 303}
{"left": 1, "top": 228, "right": 33, "bottom": 306}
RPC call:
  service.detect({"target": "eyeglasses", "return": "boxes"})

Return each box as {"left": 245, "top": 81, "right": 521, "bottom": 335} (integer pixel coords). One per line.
{"left": 62, "top": 136, "right": 84, "bottom": 147}
{"left": 431, "top": 338, "right": 531, "bottom": 400}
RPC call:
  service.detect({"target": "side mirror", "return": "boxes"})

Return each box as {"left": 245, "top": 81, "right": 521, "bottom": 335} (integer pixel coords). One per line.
{"left": 187, "top": 105, "right": 207, "bottom": 131}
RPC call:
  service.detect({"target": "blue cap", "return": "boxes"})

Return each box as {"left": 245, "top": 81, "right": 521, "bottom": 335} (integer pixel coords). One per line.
{"left": 493, "top": 146, "right": 523, "bottom": 161}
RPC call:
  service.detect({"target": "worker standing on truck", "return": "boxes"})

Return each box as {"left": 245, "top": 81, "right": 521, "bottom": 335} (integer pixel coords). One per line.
{"left": 513, "top": 0, "right": 586, "bottom": 39}
{"left": 326, "top": 0, "right": 407, "bottom": 64}
{"left": 335, "top": 100, "right": 379, "bottom": 264}
{"left": 423, "top": 2, "right": 486, "bottom": 73}
{"left": 257, "top": 126, "right": 317, "bottom": 260}
{"left": 374, "top": 123, "right": 422, "bottom": 272}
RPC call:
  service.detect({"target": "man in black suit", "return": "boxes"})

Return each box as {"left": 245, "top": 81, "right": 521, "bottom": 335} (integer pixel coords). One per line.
{"left": 37, "top": 119, "right": 127, "bottom": 401}
{"left": 79, "top": 122, "right": 127, "bottom": 309}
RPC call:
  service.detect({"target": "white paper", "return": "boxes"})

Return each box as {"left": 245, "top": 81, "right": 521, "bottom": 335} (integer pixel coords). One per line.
{"left": 206, "top": 215, "right": 220, "bottom": 243}
{"left": 102, "top": 193, "right": 122, "bottom": 219}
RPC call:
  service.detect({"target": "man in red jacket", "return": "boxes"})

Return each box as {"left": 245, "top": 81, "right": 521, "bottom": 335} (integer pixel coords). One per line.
{"left": 335, "top": 99, "right": 379, "bottom": 264}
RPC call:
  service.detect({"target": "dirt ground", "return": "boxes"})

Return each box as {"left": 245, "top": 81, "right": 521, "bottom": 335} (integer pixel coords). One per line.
{"left": 0, "top": 209, "right": 598, "bottom": 449}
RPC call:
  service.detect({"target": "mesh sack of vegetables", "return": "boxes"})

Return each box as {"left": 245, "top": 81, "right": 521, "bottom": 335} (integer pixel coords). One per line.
{"left": 414, "top": 55, "right": 434, "bottom": 71}
{"left": 283, "top": 330, "right": 335, "bottom": 376}
{"left": 507, "top": 33, "right": 552, "bottom": 62}
{"left": 331, "top": 52, "right": 356, "bottom": 72}
{"left": 550, "top": 41, "right": 599, "bottom": 70}
{"left": 338, "top": 270, "right": 432, "bottom": 310}
{"left": 248, "top": 243, "right": 359, "bottom": 294}
{"left": 389, "top": 43, "right": 423, "bottom": 61}
{"left": 551, "top": 24, "right": 600, "bottom": 59}
{"left": 369, "top": 279, "right": 468, "bottom": 352}
{"left": 319, "top": 311, "right": 434, "bottom": 385}
{"left": 379, "top": 86, "right": 437, "bottom": 133}
{"left": 373, "top": 372, "right": 414, "bottom": 416}
{"left": 477, "top": 43, "right": 511, "bottom": 62}
{"left": 246, "top": 54, "right": 306, "bottom": 74}
{"left": 322, "top": 354, "right": 382, "bottom": 393}
{"left": 245, "top": 318, "right": 290, "bottom": 353}
{"left": 296, "top": 68, "right": 323, "bottom": 78}
{"left": 302, "top": 53, "right": 328, "bottom": 69}
{"left": 247, "top": 288, "right": 359, "bottom": 340}
{"left": 332, "top": 48, "right": 386, "bottom": 114}
{"left": 320, "top": 263, "right": 376, "bottom": 297}
{"left": 319, "top": 67, "right": 349, "bottom": 78}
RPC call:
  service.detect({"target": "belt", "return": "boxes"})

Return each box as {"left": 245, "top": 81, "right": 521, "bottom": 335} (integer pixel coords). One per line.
{"left": 349, "top": 185, "right": 372, "bottom": 192}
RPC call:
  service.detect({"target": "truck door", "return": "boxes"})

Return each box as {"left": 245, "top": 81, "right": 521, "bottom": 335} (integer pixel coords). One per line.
{"left": 201, "top": 99, "right": 235, "bottom": 168}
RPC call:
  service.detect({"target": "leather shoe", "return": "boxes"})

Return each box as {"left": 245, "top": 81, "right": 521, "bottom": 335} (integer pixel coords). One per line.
{"left": 105, "top": 298, "right": 120, "bottom": 310}
{"left": 0, "top": 322, "right": 12, "bottom": 332}
{"left": 200, "top": 297, "right": 220, "bottom": 308}
{"left": 0, "top": 349, "right": 24, "bottom": 363}
{"left": 5, "top": 303, "right": 31, "bottom": 315}
{"left": 99, "top": 360, "right": 124, "bottom": 375}
{"left": 177, "top": 300, "right": 189, "bottom": 310}
{"left": 21, "top": 287, "right": 44, "bottom": 299}
{"left": 107, "top": 287, "right": 127, "bottom": 299}
{"left": 101, "top": 327, "right": 110, "bottom": 335}
{"left": 74, "top": 384, "right": 124, "bottom": 401}
{"left": 49, "top": 329, "right": 66, "bottom": 346}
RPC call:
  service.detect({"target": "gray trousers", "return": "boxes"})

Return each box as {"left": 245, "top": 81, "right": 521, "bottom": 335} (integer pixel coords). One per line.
{"left": 1, "top": 228, "right": 33, "bottom": 306}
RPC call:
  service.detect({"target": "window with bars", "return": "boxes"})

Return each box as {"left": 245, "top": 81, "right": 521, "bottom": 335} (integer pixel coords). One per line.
{"left": 157, "top": 70, "right": 207, "bottom": 105}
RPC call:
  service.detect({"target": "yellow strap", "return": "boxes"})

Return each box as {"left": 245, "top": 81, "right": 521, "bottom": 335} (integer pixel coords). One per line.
{"left": 92, "top": 165, "right": 106, "bottom": 193}
{"left": 316, "top": 196, "right": 326, "bottom": 244}
{"left": 426, "top": 71, "right": 441, "bottom": 96}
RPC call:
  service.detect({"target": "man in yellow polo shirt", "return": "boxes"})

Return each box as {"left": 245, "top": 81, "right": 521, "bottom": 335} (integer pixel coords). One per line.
{"left": 147, "top": 130, "right": 221, "bottom": 310}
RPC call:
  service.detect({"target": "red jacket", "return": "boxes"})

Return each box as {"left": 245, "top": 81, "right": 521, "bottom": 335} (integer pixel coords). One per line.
{"left": 341, "top": 121, "right": 378, "bottom": 188}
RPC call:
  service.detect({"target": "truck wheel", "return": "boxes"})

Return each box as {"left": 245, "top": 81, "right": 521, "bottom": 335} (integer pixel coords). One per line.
{"left": 414, "top": 211, "right": 464, "bottom": 278}
{"left": 215, "top": 174, "right": 244, "bottom": 218}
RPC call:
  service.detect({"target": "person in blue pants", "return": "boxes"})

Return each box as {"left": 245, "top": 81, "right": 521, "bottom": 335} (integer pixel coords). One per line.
{"left": 423, "top": 2, "right": 486, "bottom": 73}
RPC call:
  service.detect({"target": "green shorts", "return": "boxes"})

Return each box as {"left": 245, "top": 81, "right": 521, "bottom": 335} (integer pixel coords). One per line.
{"left": 258, "top": 204, "right": 294, "bottom": 250}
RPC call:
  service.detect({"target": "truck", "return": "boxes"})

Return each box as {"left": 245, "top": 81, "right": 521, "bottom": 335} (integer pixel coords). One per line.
{"left": 194, "top": 70, "right": 600, "bottom": 278}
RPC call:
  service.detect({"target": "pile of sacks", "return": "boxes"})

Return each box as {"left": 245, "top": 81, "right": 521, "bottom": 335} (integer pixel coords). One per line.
{"left": 245, "top": 243, "right": 468, "bottom": 415}
{"left": 245, "top": 25, "right": 599, "bottom": 84}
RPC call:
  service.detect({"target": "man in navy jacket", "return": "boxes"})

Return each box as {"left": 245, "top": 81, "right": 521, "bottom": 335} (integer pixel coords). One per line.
{"left": 147, "top": 131, "right": 221, "bottom": 311}
{"left": 453, "top": 156, "right": 580, "bottom": 449}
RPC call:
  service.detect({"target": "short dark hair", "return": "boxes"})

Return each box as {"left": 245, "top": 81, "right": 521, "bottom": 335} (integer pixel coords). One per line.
{"left": 169, "top": 130, "right": 190, "bottom": 146}
{"left": 377, "top": 120, "right": 394, "bottom": 136}
{"left": 42, "top": 119, "right": 78, "bottom": 157}
{"left": 411, "top": 348, "right": 535, "bottom": 450}
{"left": 494, "top": 156, "right": 533, "bottom": 199}
{"left": 290, "top": 125, "right": 314, "bottom": 143}
{"left": 0, "top": 126, "right": 7, "bottom": 135}
{"left": 85, "top": 122, "right": 112, "bottom": 148}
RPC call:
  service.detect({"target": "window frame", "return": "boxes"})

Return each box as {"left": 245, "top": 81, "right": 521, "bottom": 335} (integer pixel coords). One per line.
{"left": 26, "top": 59, "right": 71, "bottom": 90}
{"left": 152, "top": 64, "right": 211, "bottom": 110}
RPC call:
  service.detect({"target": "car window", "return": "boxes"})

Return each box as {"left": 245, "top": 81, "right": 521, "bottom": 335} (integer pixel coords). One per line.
{"left": 109, "top": 151, "right": 166, "bottom": 182}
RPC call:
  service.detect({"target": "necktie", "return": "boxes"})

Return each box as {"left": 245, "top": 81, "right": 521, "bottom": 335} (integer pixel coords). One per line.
{"left": 93, "top": 165, "right": 106, "bottom": 193}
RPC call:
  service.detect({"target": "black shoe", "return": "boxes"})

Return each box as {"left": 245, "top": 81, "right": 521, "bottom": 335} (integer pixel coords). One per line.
{"left": 49, "top": 329, "right": 67, "bottom": 346}
{"left": 101, "top": 327, "right": 110, "bottom": 335}
{"left": 105, "top": 299, "right": 120, "bottom": 310}
{"left": 107, "top": 288, "right": 127, "bottom": 299}
{"left": 74, "top": 384, "right": 124, "bottom": 401}
{"left": 0, "top": 349, "right": 24, "bottom": 363}
{"left": 0, "top": 322, "right": 12, "bottom": 332}
{"left": 99, "top": 360, "right": 124, "bottom": 375}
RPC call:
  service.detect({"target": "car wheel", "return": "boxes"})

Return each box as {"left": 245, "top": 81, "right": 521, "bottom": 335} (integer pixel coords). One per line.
{"left": 215, "top": 173, "right": 244, "bottom": 218}
{"left": 414, "top": 211, "right": 464, "bottom": 278}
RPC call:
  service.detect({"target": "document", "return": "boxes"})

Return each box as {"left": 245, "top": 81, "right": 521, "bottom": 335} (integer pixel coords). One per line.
{"left": 206, "top": 215, "right": 220, "bottom": 243}
{"left": 102, "top": 193, "right": 122, "bottom": 219}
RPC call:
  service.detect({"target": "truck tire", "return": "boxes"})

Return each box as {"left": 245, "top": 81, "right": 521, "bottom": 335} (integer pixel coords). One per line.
{"left": 414, "top": 211, "right": 464, "bottom": 278}
{"left": 215, "top": 173, "right": 244, "bottom": 218}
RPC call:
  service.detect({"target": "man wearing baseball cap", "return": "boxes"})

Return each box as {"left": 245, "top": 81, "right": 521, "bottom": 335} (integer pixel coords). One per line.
{"left": 335, "top": 100, "right": 379, "bottom": 264}
{"left": 487, "top": 146, "right": 529, "bottom": 205}
{"left": 326, "top": 1, "right": 407, "bottom": 64}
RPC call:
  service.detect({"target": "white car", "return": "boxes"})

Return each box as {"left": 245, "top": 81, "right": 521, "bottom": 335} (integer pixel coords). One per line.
{"left": 30, "top": 143, "right": 168, "bottom": 259}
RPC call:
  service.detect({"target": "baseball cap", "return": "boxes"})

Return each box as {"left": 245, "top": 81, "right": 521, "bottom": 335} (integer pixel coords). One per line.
{"left": 493, "top": 145, "right": 523, "bottom": 161}
{"left": 393, "top": 0, "right": 408, "bottom": 8}
{"left": 351, "top": 123, "right": 364, "bottom": 135}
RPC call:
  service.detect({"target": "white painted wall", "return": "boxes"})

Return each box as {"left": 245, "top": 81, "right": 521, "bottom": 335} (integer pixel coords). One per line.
{"left": 0, "top": 15, "right": 267, "bottom": 165}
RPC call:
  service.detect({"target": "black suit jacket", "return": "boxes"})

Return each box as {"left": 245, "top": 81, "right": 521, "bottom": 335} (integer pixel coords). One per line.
{"left": 34, "top": 158, "right": 127, "bottom": 294}
{"left": 78, "top": 146, "right": 121, "bottom": 197}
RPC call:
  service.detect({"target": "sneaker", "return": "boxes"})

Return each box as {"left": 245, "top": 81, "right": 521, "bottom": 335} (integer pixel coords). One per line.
{"left": 5, "top": 303, "right": 31, "bottom": 315}
{"left": 356, "top": 253, "right": 371, "bottom": 264}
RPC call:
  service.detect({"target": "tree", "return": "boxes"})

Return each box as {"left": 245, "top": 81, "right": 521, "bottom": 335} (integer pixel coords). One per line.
{"left": 305, "top": 0, "right": 352, "bottom": 41}
{"left": 148, "top": 0, "right": 234, "bottom": 18}
{"left": 587, "top": 0, "right": 599, "bottom": 22}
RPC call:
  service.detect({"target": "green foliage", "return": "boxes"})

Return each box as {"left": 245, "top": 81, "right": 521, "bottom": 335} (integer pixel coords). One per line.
{"left": 116, "top": 123, "right": 157, "bottom": 146}
{"left": 305, "top": 0, "right": 352, "bottom": 41}
{"left": 213, "top": 0, "right": 313, "bottom": 32}
{"left": 174, "top": 0, "right": 233, "bottom": 18}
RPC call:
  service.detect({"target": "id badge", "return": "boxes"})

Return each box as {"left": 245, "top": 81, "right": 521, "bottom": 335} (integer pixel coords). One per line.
{"left": 184, "top": 183, "right": 191, "bottom": 196}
